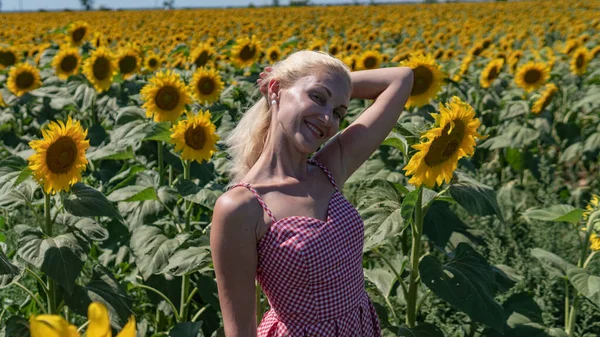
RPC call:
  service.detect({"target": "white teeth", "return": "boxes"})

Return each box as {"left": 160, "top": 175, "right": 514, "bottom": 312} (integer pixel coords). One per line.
{"left": 305, "top": 122, "right": 322, "bottom": 137}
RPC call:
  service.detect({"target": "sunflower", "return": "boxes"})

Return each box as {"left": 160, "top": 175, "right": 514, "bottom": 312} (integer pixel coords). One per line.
{"left": 189, "top": 43, "right": 214, "bottom": 69}
{"left": 308, "top": 39, "right": 326, "bottom": 52}
{"left": 92, "top": 32, "right": 104, "bottom": 49}
{"left": 0, "top": 46, "right": 19, "bottom": 69}
{"left": 531, "top": 83, "right": 558, "bottom": 114}
{"left": 403, "top": 96, "right": 485, "bottom": 188}
{"left": 562, "top": 39, "right": 579, "bottom": 55}
{"left": 357, "top": 50, "right": 383, "bottom": 70}
{"left": 141, "top": 70, "right": 191, "bottom": 123}
{"left": 67, "top": 21, "right": 90, "bottom": 47}
{"left": 7, "top": 63, "right": 42, "bottom": 97}
{"left": 591, "top": 233, "right": 600, "bottom": 252}
{"left": 507, "top": 50, "right": 523, "bottom": 73}
{"left": 230, "top": 35, "right": 261, "bottom": 68}
{"left": 583, "top": 194, "right": 599, "bottom": 221}
{"left": 401, "top": 53, "right": 445, "bottom": 108}
{"left": 82, "top": 47, "right": 118, "bottom": 93}
{"left": 328, "top": 43, "right": 342, "bottom": 56}
{"left": 88, "top": 302, "right": 136, "bottom": 337}
{"left": 479, "top": 58, "right": 504, "bottom": 88}
{"left": 514, "top": 62, "right": 550, "bottom": 93}
{"left": 144, "top": 52, "right": 163, "bottom": 72}
{"left": 52, "top": 47, "right": 81, "bottom": 80}
{"left": 190, "top": 67, "right": 224, "bottom": 105}
{"left": 117, "top": 48, "right": 141, "bottom": 79}
{"left": 590, "top": 46, "right": 600, "bottom": 60}
{"left": 29, "top": 315, "right": 79, "bottom": 337}
{"left": 0, "top": 92, "right": 5, "bottom": 108}
{"left": 266, "top": 46, "right": 282, "bottom": 63}
{"left": 28, "top": 117, "right": 90, "bottom": 195}
{"left": 170, "top": 110, "right": 220, "bottom": 164}
{"left": 570, "top": 47, "right": 589, "bottom": 76}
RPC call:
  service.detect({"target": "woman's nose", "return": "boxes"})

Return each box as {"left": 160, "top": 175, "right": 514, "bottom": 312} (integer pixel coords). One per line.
{"left": 318, "top": 107, "right": 333, "bottom": 126}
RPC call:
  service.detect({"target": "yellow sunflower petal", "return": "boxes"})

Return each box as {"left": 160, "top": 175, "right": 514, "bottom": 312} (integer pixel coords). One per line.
{"left": 87, "top": 302, "right": 112, "bottom": 337}
{"left": 115, "top": 316, "right": 136, "bottom": 337}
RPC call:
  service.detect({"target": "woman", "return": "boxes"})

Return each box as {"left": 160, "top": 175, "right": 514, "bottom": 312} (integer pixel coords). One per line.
{"left": 210, "top": 50, "right": 413, "bottom": 337}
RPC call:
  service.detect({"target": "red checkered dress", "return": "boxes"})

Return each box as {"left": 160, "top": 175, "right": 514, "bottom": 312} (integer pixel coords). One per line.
{"left": 229, "top": 158, "right": 382, "bottom": 337}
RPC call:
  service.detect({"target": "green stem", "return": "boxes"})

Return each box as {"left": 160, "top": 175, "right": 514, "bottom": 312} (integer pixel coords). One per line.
{"left": 565, "top": 277, "right": 570, "bottom": 330}
{"left": 373, "top": 248, "right": 408, "bottom": 300}
{"left": 583, "top": 251, "right": 597, "bottom": 269}
{"left": 179, "top": 274, "right": 190, "bottom": 321}
{"left": 77, "top": 321, "right": 90, "bottom": 333}
{"left": 406, "top": 187, "right": 423, "bottom": 328}
{"left": 169, "top": 165, "right": 174, "bottom": 186}
{"left": 179, "top": 160, "right": 192, "bottom": 321}
{"left": 256, "top": 282, "right": 264, "bottom": 325}
{"left": 190, "top": 304, "right": 210, "bottom": 323}
{"left": 91, "top": 93, "right": 97, "bottom": 126}
{"left": 44, "top": 192, "right": 56, "bottom": 315}
{"left": 13, "top": 282, "right": 47, "bottom": 314}
{"left": 567, "top": 296, "right": 579, "bottom": 336}
{"left": 130, "top": 283, "right": 181, "bottom": 322}
{"left": 25, "top": 267, "right": 49, "bottom": 296}
{"left": 158, "top": 142, "right": 165, "bottom": 186}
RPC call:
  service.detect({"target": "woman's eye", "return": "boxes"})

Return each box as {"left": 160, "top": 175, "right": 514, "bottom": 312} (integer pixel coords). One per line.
{"left": 312, "top": 94, "right": 325, "bottom": 104}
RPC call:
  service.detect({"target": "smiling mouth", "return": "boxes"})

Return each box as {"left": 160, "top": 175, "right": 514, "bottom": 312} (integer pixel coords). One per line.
{"left": 305, "top": 121, "right": 323, "bottom": 137}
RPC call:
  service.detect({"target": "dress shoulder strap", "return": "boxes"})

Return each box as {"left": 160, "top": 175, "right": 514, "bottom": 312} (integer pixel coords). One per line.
{"left": 227, "top": 183, "right": 277, "bottom": 223}
{"left": 308, "top": 158, "right": 339, "bottom": 192}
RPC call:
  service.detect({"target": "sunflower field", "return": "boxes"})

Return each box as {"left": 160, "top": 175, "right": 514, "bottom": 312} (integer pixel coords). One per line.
{"left": 1, "top": 0, "right": 600, "bottom": 336}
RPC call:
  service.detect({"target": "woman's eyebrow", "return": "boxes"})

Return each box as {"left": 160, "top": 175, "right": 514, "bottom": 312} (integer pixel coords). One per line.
{"left": 317, "top": 85, "right": 348, "bottom": 110}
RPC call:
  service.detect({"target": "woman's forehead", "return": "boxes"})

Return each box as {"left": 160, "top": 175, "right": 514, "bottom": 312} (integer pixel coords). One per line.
{"left": 299, "top": 73, "right": 350, "bottom": 97}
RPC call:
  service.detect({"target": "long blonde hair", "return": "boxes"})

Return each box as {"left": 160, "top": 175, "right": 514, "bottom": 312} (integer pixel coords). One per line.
{"left": 223, "top": 50, "right": 351, "bottom": 185}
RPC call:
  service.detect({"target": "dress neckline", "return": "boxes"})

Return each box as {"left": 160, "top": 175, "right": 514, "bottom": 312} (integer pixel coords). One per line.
{"left": 257, "top": 190, "right": 340, "bottom": 247}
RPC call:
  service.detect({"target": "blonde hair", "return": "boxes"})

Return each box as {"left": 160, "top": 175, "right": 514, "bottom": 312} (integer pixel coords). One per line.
{"left": 223, "top": 50, "right": 351, "bottom": 185}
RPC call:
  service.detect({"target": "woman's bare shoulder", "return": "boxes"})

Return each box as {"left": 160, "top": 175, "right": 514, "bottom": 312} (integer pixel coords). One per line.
{"left": 212, "top": 186, "right": 262, "bottom": 235}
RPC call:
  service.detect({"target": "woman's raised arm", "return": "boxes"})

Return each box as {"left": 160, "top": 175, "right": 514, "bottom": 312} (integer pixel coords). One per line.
{"left": 332, "top": 67, "right": 414, "bottom": 184}
{"left": 210, "top": 188, "right": 261, "bottom": 337}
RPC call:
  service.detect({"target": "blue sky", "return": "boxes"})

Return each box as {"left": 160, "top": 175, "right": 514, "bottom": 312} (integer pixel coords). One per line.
{"left": 1, "top": 0, "right": 423, "bottom": 11}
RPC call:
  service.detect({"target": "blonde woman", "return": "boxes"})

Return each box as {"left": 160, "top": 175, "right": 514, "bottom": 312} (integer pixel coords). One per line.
{"left": 210, "top": 50, "right": 413, "bottom": 337}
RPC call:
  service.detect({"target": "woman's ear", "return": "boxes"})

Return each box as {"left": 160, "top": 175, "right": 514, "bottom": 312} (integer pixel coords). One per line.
{"left": 268, "top": 78, "right": 280, "bottom": 99}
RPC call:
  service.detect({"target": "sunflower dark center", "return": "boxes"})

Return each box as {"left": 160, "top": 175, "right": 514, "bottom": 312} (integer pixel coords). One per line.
{"left": 184, "top": 125, "right": 206, "bottom": 150}
{"left": 524, "top": 69, "right": 541, "bottom": 84}
{"left": 46, "top": 136, "right": 77, "bottom": 174}
{"left": 72, "top": 28, "right": 86, "bottom": 43}
{"left": 155, "top": 86, "right": 180, "bottom": 111}
{"left": 411, "top": 65, "right": 434, "bottom": 96}
{"left": 239, "top": 45, "right": 256, "bottom": 61}
{"left": 16, "top": 71, "right": 34, "bottom": 89}
{"left": 119, "top": 55, "right": 137, "bottom": 74}
{"left": 197, "top": 77, "right": 215, "bottom": 95}
{"left": 93, "top": 57, "right": 110, "bottom": 80}
{"left": 424, "top": 121, "right": 465, "bottom": 167}
{"left": 194, "top": 51, "right": 209, "bottom": 67}
{"left": 269, "top": 51, "right": 279, "bottom": 61}
{"left": 487, "top": 66, "right": 499, "bottom": 81}
{"left": 149, "top": 58, "right": 158, "bottom": 68}
{"left": 61, "top": 55, "right": 78, "bottom": 73}
{"left": 363, "top": 56, "right": 377, "bottom": 69}
{"left": 0, "top": 51, "right": 17, "bottom": 67}
{"left": 575, "top": 54, "right": 584, "bottom": 68}
{"left": 330, "top": 46, "right": 339, "bottom": 55}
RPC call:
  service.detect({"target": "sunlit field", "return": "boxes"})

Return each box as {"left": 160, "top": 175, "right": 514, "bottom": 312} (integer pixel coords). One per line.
{"left": 1, "top": 1, "right": 599, "bottom": 336}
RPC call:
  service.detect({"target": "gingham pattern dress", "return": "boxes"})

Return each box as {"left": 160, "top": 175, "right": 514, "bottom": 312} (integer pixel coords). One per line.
{"left": 229, "top": 158, "right": 382, "bottom": 337}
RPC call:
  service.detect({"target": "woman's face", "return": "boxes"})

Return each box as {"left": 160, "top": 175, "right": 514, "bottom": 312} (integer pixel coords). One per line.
{"left": 273, "top": 71, "right": 351, "bottom": 154}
